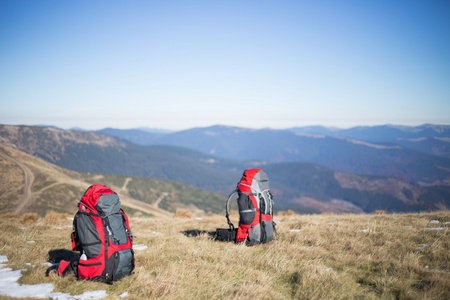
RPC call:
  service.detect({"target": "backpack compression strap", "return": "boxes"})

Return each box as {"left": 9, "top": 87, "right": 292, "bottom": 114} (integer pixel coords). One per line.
{"left": 225, "top": 189, "right": 238, "bottom": 230}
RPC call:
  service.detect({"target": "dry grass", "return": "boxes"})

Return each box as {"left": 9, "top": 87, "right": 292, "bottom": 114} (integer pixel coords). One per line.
{"left": 43, "top": 210, "right": 72, "bottom": 226}
{"left": 0, "top": 213, "right": 20, "bottom": 219}
{"left": 0, "top": 211, "right": 449, "bottom": 299}
{"left": 174, "top": 209, "right": 193, "bottom": 219}
{"left": 278, "top": 209, "right": 296, "bottom": 216}
{"left": 21, "top": 212, "right": 39, "bottom": 225}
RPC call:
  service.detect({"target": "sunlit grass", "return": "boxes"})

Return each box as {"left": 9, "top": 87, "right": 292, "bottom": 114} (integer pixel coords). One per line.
{"left": 0, "top": 210, "right": 449, "bottom": 299}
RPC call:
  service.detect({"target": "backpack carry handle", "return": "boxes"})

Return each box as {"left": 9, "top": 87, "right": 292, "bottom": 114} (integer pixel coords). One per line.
{"left": 225, "top": 189, "right": 238, "bottom": 231}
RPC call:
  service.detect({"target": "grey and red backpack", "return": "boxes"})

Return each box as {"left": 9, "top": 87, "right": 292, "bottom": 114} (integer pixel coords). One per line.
{"left": 216, "top": 169, "right": 276, "bottom": 245}
{"left": 56, "top": 184, "right": 135, "bottom": 283}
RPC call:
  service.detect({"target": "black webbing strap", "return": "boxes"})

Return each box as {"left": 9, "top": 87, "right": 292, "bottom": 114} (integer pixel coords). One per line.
{"left": 225, "top": 189, "right": 238, "bottom": 230}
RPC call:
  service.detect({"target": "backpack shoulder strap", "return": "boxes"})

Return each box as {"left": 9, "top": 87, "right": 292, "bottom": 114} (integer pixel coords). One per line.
{"left": 225, "top": 189, "right": 238, "bottom": 230}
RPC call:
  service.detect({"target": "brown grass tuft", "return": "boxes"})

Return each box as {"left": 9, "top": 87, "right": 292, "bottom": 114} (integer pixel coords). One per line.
{"left": 43, "top": 211, "right": 71, "bottom": 225}
{"left": 0, "top": 213, "right": 20, "bottom": 219}
{"left": 278, "top": 209, "right": 296, "bottom": 216}
{"left": 321, "top": 211, "right": 335, "bottom": 215}
{"left": 375, "top": 210, "right": 386, "bottom": 215}
{"left": 174, "top": 209, "right": 192, "bottom": 219}
{"left": 21, "top": 212, "right": 39, "bottom": 224}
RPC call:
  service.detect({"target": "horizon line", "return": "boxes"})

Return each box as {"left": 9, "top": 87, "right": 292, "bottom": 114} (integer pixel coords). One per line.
{"left": 2, "top": 122, "right": 450, "bottom": 132}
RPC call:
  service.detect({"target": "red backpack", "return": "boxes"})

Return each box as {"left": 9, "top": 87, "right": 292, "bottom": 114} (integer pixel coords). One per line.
{"left": 220, "top": 169, "right": 276, "bottom": 245}
{"left": 57, "top": 184, "right": 135, "bottom": 283}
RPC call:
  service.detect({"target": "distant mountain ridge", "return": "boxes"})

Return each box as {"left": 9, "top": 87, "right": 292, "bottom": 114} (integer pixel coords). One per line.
{"left": 106, "top": 124, "right": 450, "bottom": 185}
{"left": 289, "top": 124, "right": 450, "bottom": 137}
{"left": 97, "top": 123, "right": 450, "bottom": 159}
{"left": 288, "top": 124, "right": 450, "bottom": 159}
{"left": 1, "top": 124, "right": 450, "bottom": 213}
{"left": 100, "top": 128, "right": 165, "bottom": 145}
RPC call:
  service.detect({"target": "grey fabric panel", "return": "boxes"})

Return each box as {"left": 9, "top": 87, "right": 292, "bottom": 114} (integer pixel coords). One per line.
{"left": 251, "top": 175, "right": 261, "bottom": 194}
{"left": 114, "top": 249, "right": 134, "bottom": 280}
{"left": 77, "top": 214, "right": 102, "bottom": 258}
{"left": 108, "top": 213, "right": 127, "bottom": 245}
{"left": 252, "top": 171, "right": 270, "bottom": 213}
{"left": 264, "top": 220, "right": 274, "bottom": 242}
{"left": 97, "top": 193, "right": 121, "bottom": 216}
{"left": 248, "top": 223, "right": 261, "bottom": 243}
{"left": 253, "top": 171, "right": 269, "bottom": 192}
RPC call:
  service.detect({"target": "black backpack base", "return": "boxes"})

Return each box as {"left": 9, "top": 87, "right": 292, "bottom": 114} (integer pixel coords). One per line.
{"left": 214, "top": 228, "right": 237, "bottom": 242}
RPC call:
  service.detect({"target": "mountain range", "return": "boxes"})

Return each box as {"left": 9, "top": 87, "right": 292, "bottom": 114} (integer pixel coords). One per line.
{"left": 288, "top": 124, "right": 450, "bottom": 159}
{"left": 100, "top": 124, "right": 450, "bottom": 185}
{"left": 1, "top": 123, "right": 449, "bottom": 214}
{"left": 100, "top": 124, "right": 450, "bottom": 158}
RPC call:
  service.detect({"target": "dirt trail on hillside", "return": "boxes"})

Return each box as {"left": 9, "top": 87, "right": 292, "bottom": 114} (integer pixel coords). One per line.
{"left": 121, "top": 177, "right": 132, "bottom": 192}
{"left": 117, "top": 177, "right": 172, "bottom": 217}
{"left": 154, "top": 192, "right": 169, "bottom": 209}
{"left": 119, "top": 195, "right": 173, "bottom": 218}
{"left": 1, "top": 146, "right": 173, "bottom": 218}
{"left": 0, "top": 148, "right": 34, "bottom": 214}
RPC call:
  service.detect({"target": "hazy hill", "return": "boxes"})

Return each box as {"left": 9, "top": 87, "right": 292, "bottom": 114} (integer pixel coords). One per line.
{"left": 99, "top": 128, "right": 165, "bottom": 145}
{"left": 135, "top": 125, "right": 450, "bottom": 185}
{"left": 266, "top": 162, "right": 449, "bottom": 213}
{"left": 0, "top": 144, "right": 225, "bottom": 217}
{"left": 289, "top": 124, "right": 450, "bottom": 140}
{"left": 0, "top": 124, "right": 243, "bottom": 193}
{"left": 1, "top": 124, "right": 449, "bottom": 213}
{"left": 289, "top": 124, "right": 450, "bottom": 159}
{"left": 101, "top": 123, "right": 450, "bottom": 161}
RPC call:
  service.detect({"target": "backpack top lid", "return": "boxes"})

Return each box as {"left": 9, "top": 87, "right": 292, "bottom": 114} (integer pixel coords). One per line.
{"left": 238, "top": 168, "right": 269, "bottom": 195}
{"left": 79, "top": 184, "right": 121, "bottom": 216}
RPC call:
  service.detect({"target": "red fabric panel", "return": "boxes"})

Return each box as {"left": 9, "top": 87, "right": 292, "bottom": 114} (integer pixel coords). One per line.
{"left": 261, "top": 214, "right": 272, "bottom": 222}
{"left": 71, "top": 232, "right": 78, "bottom": 251}
{"left": 77, "top": 257, "right": 104, "bottom": 279}
{"left": 236, "top": 224, "right": 249, "bottom": 242}
{"left": 239, "top": 169, "right": 263, "bottom": 186}
{"left": 80, "top": 184, "right": 116, "bottom": 213}
{"left": 108, "top": 241, "right": 133, "bottom": 258}
{"left": 57, "top": 260, "right": 71, "bottom": 276}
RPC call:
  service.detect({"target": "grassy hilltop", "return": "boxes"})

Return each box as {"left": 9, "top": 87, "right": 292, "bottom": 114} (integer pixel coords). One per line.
{"left": 0, "top": 144, "right": 225, "bottom": 218}
{"left": 0, "top": 211, "right": 449, "bottom": 299}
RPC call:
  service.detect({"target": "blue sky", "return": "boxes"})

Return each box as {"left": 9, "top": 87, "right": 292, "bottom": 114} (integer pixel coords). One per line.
{"left": 1, "top": 0, "right": 449, "bottom": 130}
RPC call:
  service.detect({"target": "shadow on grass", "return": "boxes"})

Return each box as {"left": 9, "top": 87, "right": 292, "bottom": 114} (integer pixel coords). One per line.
{"left": 181, "top": 228, "right": 237, "bottom": 243}
{"left": 45, "top": 249, "right": 80, "bottom": 277}
{"left": 180, "top": 229, "right": 217, "bottom": 238}
{"left": 48, "top": 249, "right": 80, "bottom": 263}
